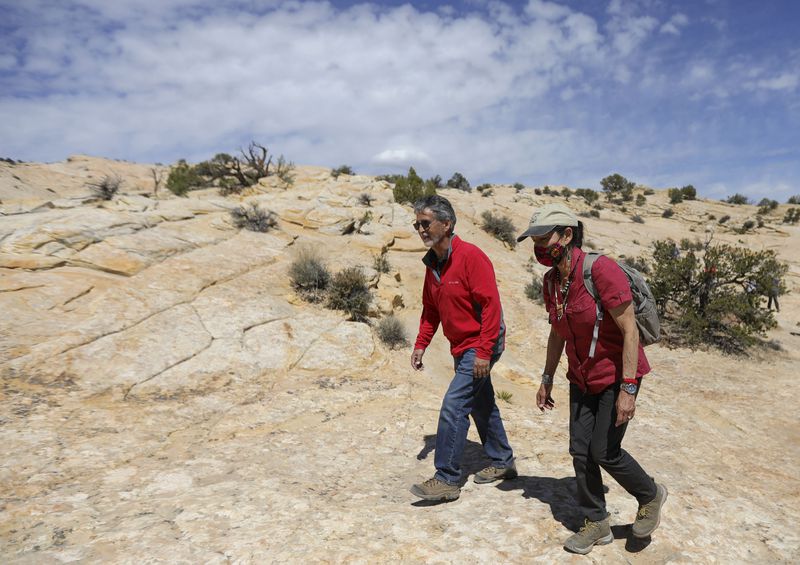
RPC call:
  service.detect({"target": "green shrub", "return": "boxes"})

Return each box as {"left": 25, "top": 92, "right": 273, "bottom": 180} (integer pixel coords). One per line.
{"left": 230, "top": 202, "right": 278, "bottom": 232}
{"left": 787, "top": 195, "right": 800, "bottom": 204}
{"left": 513, "top": 182, "right": 525, "bottom": 192}
{"left": 668, "top": 188, "right": 684, "bottom": 204}
{"left": 708, "top": 214, "right": 716, "bottom": 220}
{"left": 358, "top": 193, "right": 375, "bottom": 207}
{"left": 331, "top": 165, "right": 354, "bottom": 179}
{"left": 166, "top": 160, "right": 204, "bottom": 196}
{"left": 726, "top": 193, "right": 749, "bottom": 205}
{"left": 600, "top": 173, "right": 635, "bottom": 202}
{"left": 649, "top": 239, "right": 787, "bottom": 353}
{"left": 376, "top": 315, "right": 408, "bottom": 349}
{"left": 427, "top": 175, "right": 443, "bottom": 189}
{"left": 392, "top": 167, "right": 437, "bottom": 204}
{"left": 534, "top": 188, "right": 542, "bottom": 195}
{"left": 631, "top": 214, "right": 644, "bottom": 224}
{"left": 623, "top": 255, "right": 650, "bottom": 275}
{"left": 757, "top": 198, "right": 779, "bottom": 215}
{"left": 327, "top": 266, "right": 371, "bottom": 321}
{"left": 681, "top": 185, "right": 697, "bottom": 200}
{"left": 542, "top": 186, "right": 551, "bottom": 194}
{"left": 736, "top": 219, "right": 756, "bottom": 233}
{"left": 561, "top": 187, "right": 572, "bottom": 199}
{"left": 574, "top": 188, "right": 599, "bottom": 204}
{"left": 373, "top": 253, "right": 391, "bottom": 273}
{"left": 643, "top": 188, "right": 655, "bottom": 195}
{"left": 476, "top": 183, "right": 494, "bottom": 196}
{"left": 783, "top": 208, "right": 800, "bottom": 224}
{"left": 480, "top": 211, "right": 517, "bottom": 248}
{"left": 289, "top": 249, "right": 331, "bottom": 303}
{"left": 662, "top": 208, "right": 674, "bottom": 218}
{"left": 88, "top": 174, "right": 122, "bottom": 200}
{"left": 718, "top": 214, "right": 730, "bottom": 224}
{"left": 447, "top": 172, "right": 471, "bottom": 192}
{"left": 496, "top": 390, "right": 513, "bottom": 403}
{"left": 680, "top": 238, "right": 704, "bottom": 252}
{"left": 525, "top": 277, "right": 544, "bottom": 303}
{"left": 635, "top": 194, "right": 647, "bottom": 206}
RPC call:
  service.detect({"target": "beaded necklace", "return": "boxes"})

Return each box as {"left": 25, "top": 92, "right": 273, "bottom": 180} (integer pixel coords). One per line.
{"left": 554, "top": 255, "right": 573, "bottom": 321}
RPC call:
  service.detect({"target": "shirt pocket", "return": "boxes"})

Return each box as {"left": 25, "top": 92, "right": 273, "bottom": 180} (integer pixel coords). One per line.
{"left": 566, "top": 292, "right": 598, "bottom": 329}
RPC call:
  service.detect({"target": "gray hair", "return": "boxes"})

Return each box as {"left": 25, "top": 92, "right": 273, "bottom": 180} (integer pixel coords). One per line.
{"left": 413, "top": 195, "right": 457, "bottom": 235}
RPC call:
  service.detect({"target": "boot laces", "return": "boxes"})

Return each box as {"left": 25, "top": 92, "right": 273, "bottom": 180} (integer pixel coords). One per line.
{"left": 578, "top": 518, "right": 599, "bottom": 534}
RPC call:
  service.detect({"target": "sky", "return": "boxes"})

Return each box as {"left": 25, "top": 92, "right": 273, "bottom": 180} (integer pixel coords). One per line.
{"left": 1, "top": 0, "right": 798, "bottom": 201}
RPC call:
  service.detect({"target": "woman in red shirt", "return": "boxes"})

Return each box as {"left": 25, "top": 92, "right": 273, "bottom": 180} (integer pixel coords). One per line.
{"left": 517, "top": 203, "right": 667, "bottom": 555}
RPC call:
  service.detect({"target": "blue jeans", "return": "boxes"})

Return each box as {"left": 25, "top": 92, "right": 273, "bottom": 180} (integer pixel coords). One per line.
{"left": 434, "top": 348, "right": 515, "bottom": 485}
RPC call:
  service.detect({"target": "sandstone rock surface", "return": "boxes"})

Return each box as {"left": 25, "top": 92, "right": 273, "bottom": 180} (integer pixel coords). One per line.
{"left": 1, "top": 158, "right": 798, "bottom": 563}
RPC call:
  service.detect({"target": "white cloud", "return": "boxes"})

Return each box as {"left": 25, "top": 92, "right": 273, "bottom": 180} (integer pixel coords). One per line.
{"left": 373, "top": 148, "right": 432, "bottom": 168}
{"left": 755, "top": 73, "right": 799, "bottom": 91}
{"left": 661, "top": 13, "right": 689, "bottom": 35}
{"left": 525, "top": 0, "right": 571, "bottom": 21}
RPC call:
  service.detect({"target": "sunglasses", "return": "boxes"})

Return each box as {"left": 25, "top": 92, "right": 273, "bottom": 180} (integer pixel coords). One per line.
{"left": 412, "top": 219, "right": 435, "bottom": 231}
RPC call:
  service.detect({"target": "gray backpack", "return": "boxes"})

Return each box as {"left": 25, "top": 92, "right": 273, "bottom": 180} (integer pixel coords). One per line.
{"left": 582, "top": 252, "right": 661, "bottom": 358}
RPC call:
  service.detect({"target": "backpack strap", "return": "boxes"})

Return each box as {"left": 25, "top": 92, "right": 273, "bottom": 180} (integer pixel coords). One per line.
{"left": 582, "top": 252, "right": 603, "bottom": 358}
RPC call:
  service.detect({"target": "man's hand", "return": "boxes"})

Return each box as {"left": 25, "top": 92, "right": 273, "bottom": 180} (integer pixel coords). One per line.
{"left": 473, "top": 356, "right": 491, "bottom": 378}
{"left": 411, "top": 348, "right": 425, "bottom": 371}
{"left": 537, "top": 384, "right": 554, "bottom": 411}
{"left": 615, "top": 390, "right": 636, "bottom": 426}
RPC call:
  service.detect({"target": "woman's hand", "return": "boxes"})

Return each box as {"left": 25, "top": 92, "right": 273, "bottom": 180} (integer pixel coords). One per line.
{"left": 537, "top": 383, "right": 555, "bottom": 411}
{"left": 615, "top": 390, "right": 636, "bottom": 426}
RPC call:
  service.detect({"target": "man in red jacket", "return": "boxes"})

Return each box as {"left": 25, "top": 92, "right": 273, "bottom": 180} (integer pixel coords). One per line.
{"left": 409, "top": 195, "right": 516, "bottom": 502}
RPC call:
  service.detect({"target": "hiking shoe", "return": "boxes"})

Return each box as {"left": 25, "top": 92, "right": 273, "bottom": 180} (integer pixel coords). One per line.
{"left": 410, "top": 477, "right": 461, "bottom": 501}
{"left": 632, "top": 483, "right": 668, "bottom": 538}
{"left": 564, "top": 517, "right": 613, "bottom": 554}
{"left": 473, "top": 461, "right": 518, "bottom": 484}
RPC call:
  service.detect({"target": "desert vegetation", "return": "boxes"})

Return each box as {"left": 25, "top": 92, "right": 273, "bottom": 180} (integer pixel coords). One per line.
{"left": 446, "top": 172, "right": 471, "bottom": 192}
{"left": 87, "top": 174, "right": 122, "bottom": 200}
{"left": 649, "top": 238, "right": 787, "bottom": 353}
{"left": 600, "top": 173, "right": 635, "bottom": 202}
{"left": 480, "top": 211, "right": 517, "bottom": 248}
{"left": 376, "top": 315, "right": 408, "bottom": 349}
{"left": 166, "top": 142, "right": 294, "bottom": 196}
{"left": 331, "top": 165, "right": 354, "bottom": 179}
{"left": 388, "top": 167, "right": 437, "bottom": 205}
{"left": 230, "top": 202, "right": 278, "bottom": 232}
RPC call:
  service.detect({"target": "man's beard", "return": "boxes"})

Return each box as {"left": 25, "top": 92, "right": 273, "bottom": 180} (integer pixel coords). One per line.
{"left": 422, "top": 233, "right": 445, "bottom": 248}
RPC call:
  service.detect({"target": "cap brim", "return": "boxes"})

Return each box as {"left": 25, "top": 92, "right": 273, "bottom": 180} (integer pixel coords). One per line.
{"left": 516, "top": 224, "right": 557, "bottom": 242}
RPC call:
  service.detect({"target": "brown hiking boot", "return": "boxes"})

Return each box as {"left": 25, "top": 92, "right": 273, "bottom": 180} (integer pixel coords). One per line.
{"left": 473, "top": 461, "right": 518, "bottom": 484}
{"left": 410, "top": 477, "right": 461, "bottom": 501}
{"left": 564, "top": 517, "right": 613, "bottom": 554}
{"left": 632, "top": 483, "right": 668, "bottom": 538}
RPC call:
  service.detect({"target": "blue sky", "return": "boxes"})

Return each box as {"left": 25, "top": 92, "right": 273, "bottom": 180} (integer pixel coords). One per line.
{"left": 1, "top": 0, "right": 798, "bottom": 200}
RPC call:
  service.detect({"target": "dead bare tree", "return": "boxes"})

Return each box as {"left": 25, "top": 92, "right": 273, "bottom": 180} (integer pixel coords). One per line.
{"left": 241, "top": 142, "right": 272, "bottom": 180}
{"left": 150, "top": 167, "right": 164, "bottom": 197}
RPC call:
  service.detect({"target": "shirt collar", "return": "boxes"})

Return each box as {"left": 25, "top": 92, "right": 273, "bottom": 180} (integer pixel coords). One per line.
{"left": 422, "top": 234, "right": 458, "bottom": 271}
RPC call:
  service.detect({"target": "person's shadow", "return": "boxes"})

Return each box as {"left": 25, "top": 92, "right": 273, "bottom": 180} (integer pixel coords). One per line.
{"left": 415, "top": 436, "right": 651, "bottom": 552}
{"left": 497, "top": 475, "right": 652, "bottom": 552}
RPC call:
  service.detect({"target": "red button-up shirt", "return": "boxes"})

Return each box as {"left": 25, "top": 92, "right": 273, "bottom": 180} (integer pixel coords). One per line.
{"left": 543, "top": 246, "right": 651, "bottom": 394}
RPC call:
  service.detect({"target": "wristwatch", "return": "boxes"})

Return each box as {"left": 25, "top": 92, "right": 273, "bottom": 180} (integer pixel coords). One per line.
{"left": 620, "top": 381, "right": 638, "bottom": 395}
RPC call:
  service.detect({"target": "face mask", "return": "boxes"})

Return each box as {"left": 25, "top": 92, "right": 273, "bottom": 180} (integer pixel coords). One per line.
{"left": 534, "top": 242, "right": 566, "bottom": 266}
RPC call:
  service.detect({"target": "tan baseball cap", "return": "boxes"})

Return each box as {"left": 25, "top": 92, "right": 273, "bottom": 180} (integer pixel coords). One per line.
{"left": 517, "top": 203, "right": 578, "bottom": 242}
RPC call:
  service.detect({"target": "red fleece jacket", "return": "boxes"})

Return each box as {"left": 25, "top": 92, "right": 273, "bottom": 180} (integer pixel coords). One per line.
{"left": 414, "top": 236, "right": 506, "bottom": 360}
